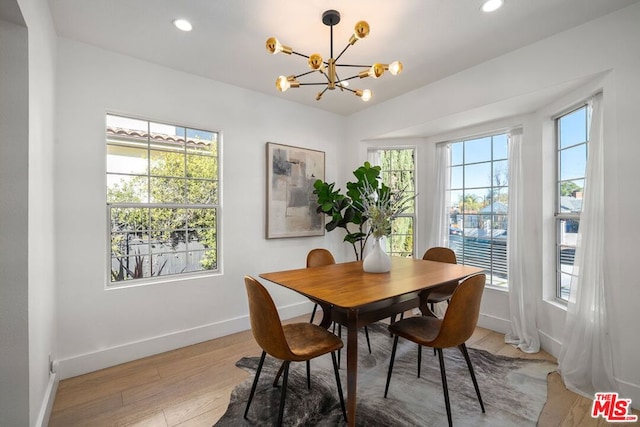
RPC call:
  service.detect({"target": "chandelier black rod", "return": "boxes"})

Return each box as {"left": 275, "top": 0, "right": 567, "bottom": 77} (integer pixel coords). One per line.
{"left": 334, "top": 44, "right": 352, "bottom": 63}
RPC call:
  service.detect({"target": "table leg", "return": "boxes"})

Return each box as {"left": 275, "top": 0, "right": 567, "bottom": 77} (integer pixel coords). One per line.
{"left": 318, "top": 302, "right": 333, "bottom": 329}
{"left": 346, "top": 309, "right": 358, "bottom": 426}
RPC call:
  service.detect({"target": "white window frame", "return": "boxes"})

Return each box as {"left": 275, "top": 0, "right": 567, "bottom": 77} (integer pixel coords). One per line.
{"left": 368, "top": 147, "right": 417, "bottom": 258}
{"left": 554, "top": 102, "right": 590, "bottom": 302}
{"left": 106, "top": 113, "right": 221, "bottom": 287}
{"left": 447, "top": 131, "right": 509, "bottom": 288}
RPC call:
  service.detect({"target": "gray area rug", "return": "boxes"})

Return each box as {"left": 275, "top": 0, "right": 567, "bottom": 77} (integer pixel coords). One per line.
{"left": 215, "top": 322, "right": 557, "bottom": 426}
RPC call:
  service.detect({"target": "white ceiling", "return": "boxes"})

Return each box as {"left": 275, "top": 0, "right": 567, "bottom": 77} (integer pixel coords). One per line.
{"left": 49, "top": 0, "right": 640, "bottom": 116}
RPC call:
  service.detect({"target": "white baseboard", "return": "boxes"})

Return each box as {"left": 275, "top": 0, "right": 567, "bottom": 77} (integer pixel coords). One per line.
{"left": 57, "top": 301, "right": 313, "bottom": 380}
{"left": 35, "top": 372, "right": 58, "bottom": 427}
{"left": 477, "top": 312, "right": 511, "bottom": 334}
{"left": 538, "top": 329, "right": 562, "bottom": 358}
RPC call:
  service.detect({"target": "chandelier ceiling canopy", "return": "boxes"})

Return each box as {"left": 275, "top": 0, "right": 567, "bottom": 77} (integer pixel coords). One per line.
{"left": 265, "top": 10, "right": 403, "bottom": 103}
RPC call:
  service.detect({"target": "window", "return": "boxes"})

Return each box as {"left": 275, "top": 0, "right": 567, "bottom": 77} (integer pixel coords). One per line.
{"left": 555, "top": 104, "right": 589, "bottom": 301}
{"left": 370, "top": 148, "right": 416, "bottom": 257}
{"left": 106, "top": 114, "right": 220, "bottom": 284}
{"left": 448, "top": 133, "right": 508, "bottom": 287}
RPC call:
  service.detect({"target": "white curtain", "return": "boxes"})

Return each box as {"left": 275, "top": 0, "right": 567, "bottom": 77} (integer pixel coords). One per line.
{"left": 558, "top": 93, "right": 617, "bottom": 397}
{"left": 427, "top": 143, "right": 451, "bottom": 317}
{"left": 504, "top": 130, "right": 540, "bottom": 353}
{"left": 428, "top": 143, "right": 451, "bottom": 249}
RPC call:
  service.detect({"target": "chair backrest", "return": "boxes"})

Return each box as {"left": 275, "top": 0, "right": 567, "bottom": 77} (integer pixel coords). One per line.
{"left": 422, "top": 247, "right": 457, "bottom": 264}
{"left": 306, "top": 248, "right": 336, "bottom": 268}
{"left": 430, "top": 273, "right": 486, "bottom": 348}
{"left": 244, "top": 276, "right": 294, "bottom": 360}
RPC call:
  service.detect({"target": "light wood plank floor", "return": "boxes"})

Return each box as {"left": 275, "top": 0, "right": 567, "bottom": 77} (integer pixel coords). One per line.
{"left": 49, "top": 314, "right": 636, "bottom": 426}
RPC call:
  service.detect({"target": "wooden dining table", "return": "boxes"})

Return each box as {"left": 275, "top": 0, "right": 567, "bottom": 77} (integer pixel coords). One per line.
{"left": 260, "top": 256, "right": 484, "bottom": 426}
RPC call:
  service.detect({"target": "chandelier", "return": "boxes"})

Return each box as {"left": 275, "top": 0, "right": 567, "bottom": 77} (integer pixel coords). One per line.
{"left": 265, "top": 10, "right": 403, "bottom": 102}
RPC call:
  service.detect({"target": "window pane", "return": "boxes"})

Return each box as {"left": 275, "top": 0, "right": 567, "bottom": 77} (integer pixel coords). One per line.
{"left": 110, "top": 208, "right": 149, "bottom": 232}
{"left": 451, "top": 142, "right": 463, "bottom": 166}
{"left": 559, "top": 107, "right": 587, "bottom": 148}
{"left": 107, "top": 145, "right": 148, "bottom": 175}
{"left": 186, "top": 154, "right": 217, "bottom": 179}
{"left": 150, "top": 150, "right": 185, "bottom": 177}
{"left": 465, "top": 137, "right": 491, "bottom": 163}
{"left": 559, "top": 180, "right": 584, "bottom": 213}
{"left": 465, "top": 162, "right": 492, "bottom": 188}
{"left": 493, "top": 160, "right": 509, "bottom": 187}
{"left": 150, "top": 208, "right": 188, "bottom": 231}
{"left": 560, "top": 145, "right": 587, "bottom": 181}
{"left": 493, "top": 134, "right": 508, "bottom": 160}
{"left": 107, "top": 174, "right": 148, "bottom": 203}
{"left": 150, "top": 177, "right": 185, "bottom": 203}
{"left": 186, "top": 129, "right": 218, "bottom": 155}
{"left": 451, "top": 166, "right": 463, "bottom": 189}
{"left": 187, "top": 180, "right": 217, "bottom": 204}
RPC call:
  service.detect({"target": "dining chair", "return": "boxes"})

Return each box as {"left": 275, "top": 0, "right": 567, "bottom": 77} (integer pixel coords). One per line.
{"left": 384, "top": 273, "right": 486, "bottom": 427}
{"left": 243, "top": 275, "right": 347, "bottom": 426}
{"left": 306, "top": 248, "right": 371, "bottom": 358}
{"left": 422, "top": 247, "right": 458, "bottom": 312}
{"left": 419, "top": 246, "right": 460, "bottom": 367}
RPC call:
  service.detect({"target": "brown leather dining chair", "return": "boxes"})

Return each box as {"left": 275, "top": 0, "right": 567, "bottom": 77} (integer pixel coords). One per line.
{"left": 306, "top": 248, "right": 371, "bottom": 357}
{"left": 384, "top": 273, "right": 486, "bottom": 427}
{"left": 422, "top": 246, "right": 458, "bottom": 311}
{"left": 243, "top": 276, "right": 346, "bottom": 426}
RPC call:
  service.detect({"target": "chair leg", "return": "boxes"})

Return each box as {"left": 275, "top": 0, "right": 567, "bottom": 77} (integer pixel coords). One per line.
{"left": 417, "top": 344, "right": 422, "bottom": 378}
{"left": 244, "top": 351, "right": 266, "bottom": 419}
{"left": 384, "top": 335, "right": 400, "bottom": 398}
{"left": 337, "top": 324, "right": 341, "bottom": 368}
{"left": 459, "top": 343, "right": 485, "bottom": 413}
{"left": 364, "top": 326, "right": 372, "bottom": 354}
{"left": 331, "top": 352, "right": 347, "bottom": 422}
{"left": 276, "top": 361, "right": 290, "bottom": 427}
{"left": 273, "top": 361, "right": 285, "bottom": 387}
{"left": 309, "top": 303, "right": 318, "bottom": 323}
{"left": 436, "top": 348, "right": 453, "bottom": 427}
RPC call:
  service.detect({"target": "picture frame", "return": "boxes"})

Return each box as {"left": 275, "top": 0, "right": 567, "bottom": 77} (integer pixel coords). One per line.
{"left": 266, "top": 142, "right": 325, "bottom": 239}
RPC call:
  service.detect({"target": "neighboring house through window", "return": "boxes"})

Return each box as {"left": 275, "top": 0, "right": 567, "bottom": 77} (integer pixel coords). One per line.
{"left": 447, "top": 133, "right": 509, "bottom": 287}
{"left": 106, "top": 114, "right": 220, "bottom": 285}
{"left": 369, "top": 147, "right": 416, "bottom": 258}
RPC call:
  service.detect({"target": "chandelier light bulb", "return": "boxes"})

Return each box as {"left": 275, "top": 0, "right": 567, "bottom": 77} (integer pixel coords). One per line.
{"left": 308, "top": 53, "right": 324, "bottom": 70}
{"left": 388, "top": 61, "right": 404, "bottom": 75}
{"left": 356, "top": 89, "right": 373, "bottom": 102}
{"left": 276, "top": 75, "right": 291, "bottom": 92}
{"left": 266, "top": 37, "right": 292, "bottom": 55}
{"left": 370, "top": 63, "right": 385, "bottom": 78}
{"left": 354, "top": 21, "right": 370, "bottom": 39}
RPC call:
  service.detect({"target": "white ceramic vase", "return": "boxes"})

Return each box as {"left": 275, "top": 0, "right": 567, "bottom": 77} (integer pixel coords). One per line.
{"left": 363, "top": 237, "right": 391, "bottom": 273}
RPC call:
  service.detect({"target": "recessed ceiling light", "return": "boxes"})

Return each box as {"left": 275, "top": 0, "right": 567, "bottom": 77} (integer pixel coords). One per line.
{"left": 173, "top": 19, "right": 193, "bottom": 32}
{"left": 481, "top": 0, "right": 504, "bottom": 13}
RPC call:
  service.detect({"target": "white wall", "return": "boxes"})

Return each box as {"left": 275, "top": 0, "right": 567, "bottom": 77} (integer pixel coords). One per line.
{"left": 347, "top": 3, "right": 640, "bottom": 405}
{"left": 1, "top": 0, "right": 58, "bottom": 425}
{"left": 54, "top": 38, "right": 346, "bottom": 378}
{"left": 19, "top": 0, "right": 59, "bottom": 423}
{"left": 0, "top": 12, "right": 30, "bottom": 427}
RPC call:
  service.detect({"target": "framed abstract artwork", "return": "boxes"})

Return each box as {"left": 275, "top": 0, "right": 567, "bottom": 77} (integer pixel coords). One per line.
{"left": 266, "top": 142, "right": 325, "bottom": 238}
